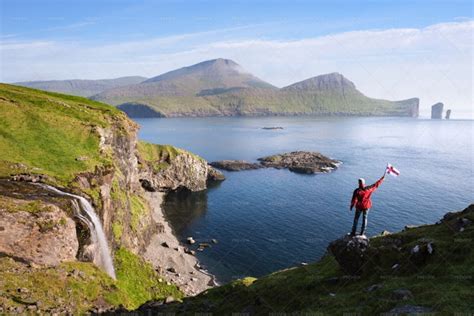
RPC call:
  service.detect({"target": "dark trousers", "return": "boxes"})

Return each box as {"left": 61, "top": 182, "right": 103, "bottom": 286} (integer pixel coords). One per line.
{"left": 351, "top": 208, "right": 369, "bottom": 235}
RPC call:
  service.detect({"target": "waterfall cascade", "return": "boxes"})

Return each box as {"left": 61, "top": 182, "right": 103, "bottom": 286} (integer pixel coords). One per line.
{"left": 39, "top": 184, "right": 116, "bottom": 279}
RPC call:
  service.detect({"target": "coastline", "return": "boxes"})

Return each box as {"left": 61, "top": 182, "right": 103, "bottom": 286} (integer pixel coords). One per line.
{"left": 143, "top": 191, "right": 217, "bottom": 296}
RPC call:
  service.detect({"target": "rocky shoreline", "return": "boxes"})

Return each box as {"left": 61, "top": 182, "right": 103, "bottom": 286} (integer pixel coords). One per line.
{"left": 210, "top": 151, "right": 341, "bottom": 174}
{"left": 143, "top": 191, "right": 217, "bottom": 296}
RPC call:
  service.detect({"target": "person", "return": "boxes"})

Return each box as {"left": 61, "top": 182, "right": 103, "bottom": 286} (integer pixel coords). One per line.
{"left": 349, "top": 173, "right": 385, "bottom": 236}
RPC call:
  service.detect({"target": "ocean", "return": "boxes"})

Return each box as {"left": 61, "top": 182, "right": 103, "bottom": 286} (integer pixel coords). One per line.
{"left": 136, "top": 116, "right": 474, "bottom": 283}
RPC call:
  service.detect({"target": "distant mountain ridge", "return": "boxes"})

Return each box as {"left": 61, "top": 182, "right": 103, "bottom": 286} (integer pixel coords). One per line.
{"left": 15, "top": 76, "right": 148, "bottom": 97}
{"left": 15, "top": 59, "right": 419, "bottom": 117}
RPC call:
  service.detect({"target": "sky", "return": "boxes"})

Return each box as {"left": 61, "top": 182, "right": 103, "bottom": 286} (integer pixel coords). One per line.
{"left": 1, "top": 0, "right": 473, "bottom": 117}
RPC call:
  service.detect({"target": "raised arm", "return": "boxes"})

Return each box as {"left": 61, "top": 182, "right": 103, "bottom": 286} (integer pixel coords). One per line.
{"left": 366, "top": 175, "right": 385, "bottom": 193}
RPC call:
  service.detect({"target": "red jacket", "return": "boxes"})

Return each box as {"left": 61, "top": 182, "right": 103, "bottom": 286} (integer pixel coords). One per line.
{"left": 351, "top": 178, "right": 384, "bottom": 210}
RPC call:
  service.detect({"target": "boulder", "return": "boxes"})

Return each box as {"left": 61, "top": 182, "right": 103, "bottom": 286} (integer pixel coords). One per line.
{"left": 409, "top": 241, "right": 435, "bottom": 266}
{"left": 327, "top": 235, "right": 370, "bottom": 275}
{"left": 207, "top": 167, "right": 225, "bottom": 181}
{"left": 366, "top": 284, "right": 383, "bottom": 292}
{"left": 388, "top": 305, "right": 433, "bottom": 314}
{"left": 391, "top": 289, "right": 414, "bottom": 300}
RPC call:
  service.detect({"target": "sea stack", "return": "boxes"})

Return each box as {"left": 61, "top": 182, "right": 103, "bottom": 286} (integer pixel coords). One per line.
{"left": 431, "top": 102, "right": 444, "bottom": 119}
{"left": 445, "top": 109, "right": 451, "bottom": 119}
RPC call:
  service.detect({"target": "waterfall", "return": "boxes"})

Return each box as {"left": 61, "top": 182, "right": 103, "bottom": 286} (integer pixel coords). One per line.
{"left": 38, "top": 184, "right": 116, "bottom": 279}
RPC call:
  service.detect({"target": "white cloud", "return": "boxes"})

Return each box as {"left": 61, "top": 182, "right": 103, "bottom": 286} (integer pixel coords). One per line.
{"left": 1, "top": 20, "right": 472, "bottom": 116}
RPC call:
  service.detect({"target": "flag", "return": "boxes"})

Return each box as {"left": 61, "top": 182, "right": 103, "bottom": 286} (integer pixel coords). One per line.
{"left": 386, "top": 163, "right": 400, "bottom": 176}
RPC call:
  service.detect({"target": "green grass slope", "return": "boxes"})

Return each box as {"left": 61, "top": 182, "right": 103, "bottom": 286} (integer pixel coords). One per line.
{"left": 0, "top": 83, "right": 131, "bottom": 184}
{"left": 152, "top": 204, "right": 474, "bottom": 315}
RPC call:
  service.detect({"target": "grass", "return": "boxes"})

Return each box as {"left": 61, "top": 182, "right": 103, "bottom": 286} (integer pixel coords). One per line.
{"left": 158, "top": 204, "right": 474, "bottom": 315}
{"left": 0, "top": 248, "right": 183, "bottom": 313}
{"left": 0, "top": 84, "right": 128, "bottom": 185}
{"left": 137, "top": 141, "right": 183, "bottom": 172}
{"left": 129, "top": 194, "right": 148, "bottom": 232}
{"left": 0, "top": 196, "right": 54, "bottom": 214}
{"left": 112, "top": 248, "right": 183, "bottom": 309}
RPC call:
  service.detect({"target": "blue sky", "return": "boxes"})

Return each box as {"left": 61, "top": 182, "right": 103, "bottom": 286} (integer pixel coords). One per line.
{"left": 1, "top": 0, "right": 473, "bottom": 116}
{"left": 2, "top": 0, "right": 472, "bottom": 42}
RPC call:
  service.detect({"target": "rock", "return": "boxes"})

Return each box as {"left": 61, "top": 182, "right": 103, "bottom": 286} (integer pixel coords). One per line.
{"left": 327, "top": 235, "right": 369, "bottom": 275}
{"left": 186, "top": 237, "right": 196, "bottom": 244}
{"left": 431, "top": 102, "right": 444, "bottom": 119}
{"left": 380, "top": 230, "right": 391, "bottom": 236}
{"left": 209, "top": 160, "right": 262, "bottom": 171}
{"left": 167, "top": 267, "right": 177, "bottom": 273}
{"left": 207, "top": 167, "right": 225, "bottom": 182}
{"left": 75, "top": 156, "right": 89, "bottom": 161}
{"left": 164, "top": 296, "right": 175, "bottom": 304}
{"left": 392, "top": 289, "right": 414, "bottom": 300}
{"left": 0, "top": 198, "right": 78, "bottom": 266}
{"left": 456, "top": 218, "right": 472, "bottom": 232}
{"left": 138, "top": 300, "right": 164, "bottom": 310}
{"left": 258, "top": 151, "right": 340, "bottom": 174}
{"left": 404, "top": 224, "right": 419, "bottom": 230}
{"left": 161, "top": 242, "right": 170, "bottom": 248}
{"left": 388, "top": 305, "right": 433, "bottom": 313}
{"left": 445, "top": 109, "right": 451, "bottom": 119}
{"left": 409, "top": 241, "right": 435, "bottom": 266}
{"left": 366, "top": 284, "right": 383, "bottom": 292}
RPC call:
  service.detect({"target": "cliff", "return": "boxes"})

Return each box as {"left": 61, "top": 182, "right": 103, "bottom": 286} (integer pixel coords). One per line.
{"left": 139, "top": 204, "right": 474, "bottom": 315}
{"left": 0, "top": 84, "right": 223, "bottom": 313}
{"left": 431, "top": 102, "right": 444, "bottom": 119}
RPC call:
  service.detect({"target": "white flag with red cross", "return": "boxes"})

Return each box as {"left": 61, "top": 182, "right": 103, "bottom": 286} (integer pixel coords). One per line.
{"left": 386, "top": 163, "right": 400, "bottom": 177}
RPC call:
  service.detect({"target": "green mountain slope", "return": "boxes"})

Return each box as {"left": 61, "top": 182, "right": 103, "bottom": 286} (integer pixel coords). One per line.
{"left": 14, "top": 76, "right": 147, "bottom": 97}
{"left": 139, "top": 204, "right": 474, "bottom": 315}
{"left": 89, "top": 60, "right": 419, "bottom": 118}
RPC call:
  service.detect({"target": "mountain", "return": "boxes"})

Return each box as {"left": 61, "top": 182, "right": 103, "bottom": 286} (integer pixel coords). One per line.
{"left": 89, "top": 60, "right": 418, "bottom": 117}
{"left": 14, "top": 76, "right": 147, "bottom": 97}
{"left": 136, "top": 204, "right": 474, "bottom": 315}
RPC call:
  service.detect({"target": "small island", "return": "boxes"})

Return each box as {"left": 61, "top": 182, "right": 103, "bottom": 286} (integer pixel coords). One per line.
{"left": 262, "top": 126, "right": 284, "bottom": 130}
{"left": 210, "top": 151, "right": 340, "bottom": 174}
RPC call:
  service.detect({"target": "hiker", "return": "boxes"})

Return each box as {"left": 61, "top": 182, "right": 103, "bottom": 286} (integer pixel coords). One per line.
{"left": 349, "top": 173, "right": 385, "bottom": 236}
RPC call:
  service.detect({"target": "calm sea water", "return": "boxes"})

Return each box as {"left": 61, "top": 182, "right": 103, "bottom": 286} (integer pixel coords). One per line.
{"left": 136, "top": 117, "right": 474, "bottom": 283}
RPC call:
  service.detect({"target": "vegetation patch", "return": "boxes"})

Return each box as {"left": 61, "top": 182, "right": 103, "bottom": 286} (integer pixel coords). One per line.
{"left": 0, "top": 84, "right": 128, "bottom": 185}
{"left": 112, "top": 248, "right": 183, "bottom": 309}
{"left": 129, "top": 194, "right": 148, "bottom": 232}
{"left": 0, "top": 196, "right": 54, "bottom": 214}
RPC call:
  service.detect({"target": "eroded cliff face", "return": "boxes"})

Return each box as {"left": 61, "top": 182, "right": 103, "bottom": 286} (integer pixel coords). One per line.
{"left": 0, "top": 106, "right": 223, "bottom": 296}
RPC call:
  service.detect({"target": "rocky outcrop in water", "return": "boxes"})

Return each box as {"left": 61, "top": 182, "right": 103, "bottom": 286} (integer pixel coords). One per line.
{"left": 445, "top": 109, "right": 451, "bottom": 119}
{"left": 258, "top": 151, "right": 340, "bottom": 174}
{"left": 431, "top": 102, "right": 444, "bottom": 119}
{"left": 209, "top": 160, "right": 262, "bottom": 171}
{"left": 211, "top": 151, "right": 340, "bottom": 174}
